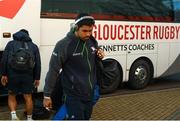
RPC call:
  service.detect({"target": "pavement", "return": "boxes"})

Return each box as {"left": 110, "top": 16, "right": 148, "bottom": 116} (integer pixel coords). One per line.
{"left": 1, "top": 87, "right": 180, "bottom": 120}
{"left": 92, "top": 87, "right": 180, "bottom": 120}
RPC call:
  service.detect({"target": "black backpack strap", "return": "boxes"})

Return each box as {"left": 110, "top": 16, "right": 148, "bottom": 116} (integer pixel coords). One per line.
{"left": 20, "top": 41, "right": 29, "bottom": 50}
{"left": 24, "top": 42, "right": 29, "bottom": 49}
{"left": 12, "top": 40, "right": 21, "bottom": 52}
{"left": 21, "top": 41, "right": 27, "bottom": 49}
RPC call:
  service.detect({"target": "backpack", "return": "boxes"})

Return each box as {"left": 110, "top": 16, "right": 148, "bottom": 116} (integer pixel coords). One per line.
{"left": 9, "top": 41, "right": 35, "bottom": 71}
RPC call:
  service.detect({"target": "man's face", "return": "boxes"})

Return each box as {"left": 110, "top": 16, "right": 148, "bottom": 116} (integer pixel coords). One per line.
{"left": 76, "top": 25, "right": 94, "bottom": 41}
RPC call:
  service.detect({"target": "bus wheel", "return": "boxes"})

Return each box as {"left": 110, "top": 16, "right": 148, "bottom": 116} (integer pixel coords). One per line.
{"left": 128, "top": 60, "right": 151, "bottom": 89}
{"left": 99, "top": 59, "right": 122, "bottom": 94}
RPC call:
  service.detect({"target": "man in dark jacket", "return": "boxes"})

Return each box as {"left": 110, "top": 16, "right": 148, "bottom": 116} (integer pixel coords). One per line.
{"left": 1, "top": 29, "right": 41, "bottom": 120}
{"left": 43, "top": 13, "right": 105, "bottom": 120}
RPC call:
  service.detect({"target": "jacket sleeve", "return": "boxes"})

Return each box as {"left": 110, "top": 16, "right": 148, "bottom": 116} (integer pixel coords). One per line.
{"left": 1, "top": 42, "right": 11, "bottom": 76}
{"left": 43, "top": 41, "right": 67, "bottom": 97}
{"left": 33, "top": 45, "right": 41, "bottom": 80}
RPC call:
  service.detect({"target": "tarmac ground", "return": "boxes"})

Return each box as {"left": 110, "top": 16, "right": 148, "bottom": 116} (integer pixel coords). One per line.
{"left": 1, "top": 87, "right": 180, "bottom": 120}
{"left": 1, "top": 73, "right": 180, "bottom": 120}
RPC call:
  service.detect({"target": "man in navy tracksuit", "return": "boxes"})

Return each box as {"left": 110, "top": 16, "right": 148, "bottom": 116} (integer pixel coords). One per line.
{"left": 1, "top": 29, "right": 41, "bottom": 120}
{"left": 43, "top": 13, "right": 104, "bottom": 120}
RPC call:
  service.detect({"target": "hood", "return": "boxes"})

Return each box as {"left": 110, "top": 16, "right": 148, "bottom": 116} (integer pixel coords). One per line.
{"left": 67, "top": 30, "right": 78, "bottom": 41}
{"left": 13, "top": 31, "right": 32, "bottom": 42}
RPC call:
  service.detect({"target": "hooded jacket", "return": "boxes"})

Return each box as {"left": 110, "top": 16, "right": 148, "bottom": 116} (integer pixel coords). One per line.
{"left": 44, "top": 31, "right": 98, "bottom": 100}
{"left": 1, "top": 30, "right": 41, "bottom": 81}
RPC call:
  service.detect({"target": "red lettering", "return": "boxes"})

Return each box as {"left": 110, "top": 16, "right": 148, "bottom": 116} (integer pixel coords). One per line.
{"left": 110, "top": 25, "right": 116, "bottom": 40}
{"left": 124, "top": 25, "right": 129, "bottom": 40}
{"left": 146, "top": 26, "right": 151, "bottom": 39}
{"left": 170, "top": 26, "right": 175, "bottom": 39}
{"left": 94, "top": 24, "right": 179, "bottom": 41}
{"left": 118, "top": 25, "right": 123, "bottom": 40}
{"left": 130, "top": 25, "right": 135, "bottom": 40}
{"left": 135, "top": 25, "right": 140, "bottom": 40}
{"left": 176, "top": 26, "right": 180, "bottom": 39}
{"left": 159, "top": 26, "right": 164, "bottom": 39}
{"left": 153, "top": 26, "right": 158, "bottom": 39}
{"left": 93, "top": 25, "right": 97, "bottom": 39}
{"left": 98, "top": 24, "right": 102, "bottom": 40}
{"left": 141, "top": 25, "right": 145, "bottom": 40}
{"left": 165, "top": 26, "right": 169, "bottom": 39}
{"left": 103, "top": 24, "right": 109, "bottom": 40}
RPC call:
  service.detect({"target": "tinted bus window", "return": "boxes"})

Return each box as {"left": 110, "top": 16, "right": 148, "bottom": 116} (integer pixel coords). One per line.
{"left": 173, "top": 0, "right": 180, "bottom": 21}
{"left": 41, "top": 0, "right": 175, "bottom": 22}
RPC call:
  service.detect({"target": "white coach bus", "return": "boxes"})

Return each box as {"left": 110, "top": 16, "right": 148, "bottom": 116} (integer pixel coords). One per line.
{"left": 0, "top": 0, "right": 180, "bottom": 95}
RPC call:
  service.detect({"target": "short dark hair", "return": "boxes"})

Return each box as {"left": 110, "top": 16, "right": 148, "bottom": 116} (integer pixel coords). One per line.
{"left": 75, "top": 13, "right": 95, "bottom": 28}
{"left": 20, "top": 29, "right": 29, "bottom": 36}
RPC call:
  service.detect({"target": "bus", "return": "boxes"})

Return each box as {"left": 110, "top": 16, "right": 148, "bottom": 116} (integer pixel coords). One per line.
{"left": 0, "top": 0, "right": 180, "bottom": 95}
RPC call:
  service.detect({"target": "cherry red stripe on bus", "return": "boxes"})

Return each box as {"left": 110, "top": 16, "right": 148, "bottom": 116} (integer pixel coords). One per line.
{"left": 41, "top": 13, "right": 173, "bottom": 22}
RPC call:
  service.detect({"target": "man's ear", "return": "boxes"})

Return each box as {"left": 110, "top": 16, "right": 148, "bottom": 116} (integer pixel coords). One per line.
{"left": 70, "top": 23, "right": 78, "bottom": 33}
{"left": 74, "top": 25, "right": 78, "bottom": 31}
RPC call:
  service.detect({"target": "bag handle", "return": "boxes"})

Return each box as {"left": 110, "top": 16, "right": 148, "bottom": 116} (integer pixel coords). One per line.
{"left": 21, "top": 41, "right": 29, "bottom": 49}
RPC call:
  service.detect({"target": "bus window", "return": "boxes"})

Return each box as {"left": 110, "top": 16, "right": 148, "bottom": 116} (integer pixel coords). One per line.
{"left": 173, "top": 0, "right": 180, "bottom": 22}
{"left": 41, "top": 0, "right": 174, "bottom": 22}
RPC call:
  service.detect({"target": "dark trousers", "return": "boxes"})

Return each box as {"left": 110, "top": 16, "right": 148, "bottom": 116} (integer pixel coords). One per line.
{"left": 65, "top": 96, "right": 93, "bottom": 120}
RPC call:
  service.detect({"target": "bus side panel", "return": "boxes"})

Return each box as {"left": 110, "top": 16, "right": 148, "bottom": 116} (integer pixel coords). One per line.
{"left": 169, "top": 43, "right": 180, "bottom": 73}
{"left": 160, "top": 43, "right": 180, "bottom": 77}
{"left": 39, "top": 46, "right": 54, "bottom": 92}
{"left": 169, "top": 43, "right": 180, "bottom": 74}
{"left": 156, "top": 43, "right": 170, "bottom": 77}
{"left": 0, "top": 0, "right": 41, "bottom": 50}
{"left": 41, "top": 19, "right": 72, "bottom": 46}
{"left": 169, "top": 43, "right": 180, "bottom": 68}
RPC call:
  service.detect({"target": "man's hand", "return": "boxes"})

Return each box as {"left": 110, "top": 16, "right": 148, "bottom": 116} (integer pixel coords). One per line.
{"left": 34, "top": 80, "right": 40, "bottom": 88}
{"left": 1, "top": 76, "right": 8, "bottom": 86}
{"left": 43, "top": 97, "right": 52, "bottom": 110}
{"left": 97, "top": 48, "right": 105, "bottom": 59}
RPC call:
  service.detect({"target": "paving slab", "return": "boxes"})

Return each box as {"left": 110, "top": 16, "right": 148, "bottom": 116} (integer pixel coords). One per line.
{"left": 1, "top": 88, "right": 180, "bottom": 120}
{"left": 91, "top": 88, "right": 180, "bottom": 120}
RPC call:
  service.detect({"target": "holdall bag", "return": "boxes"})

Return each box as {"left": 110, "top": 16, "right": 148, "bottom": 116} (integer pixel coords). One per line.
{"left": 52, "top": 104, "right": 67, "bottom": 120}
{"left": 32, "top": 99, "right": 50, "bottom": 120}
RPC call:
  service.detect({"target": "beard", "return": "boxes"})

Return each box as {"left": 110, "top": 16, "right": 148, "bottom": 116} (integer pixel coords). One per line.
{"left": 82, "top": 36, "right": 90, "bottom": 41}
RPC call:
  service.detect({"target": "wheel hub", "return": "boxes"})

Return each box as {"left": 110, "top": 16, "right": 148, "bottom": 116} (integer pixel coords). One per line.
{"left": 135, "top": 66, "right": 147, "bottom": 83}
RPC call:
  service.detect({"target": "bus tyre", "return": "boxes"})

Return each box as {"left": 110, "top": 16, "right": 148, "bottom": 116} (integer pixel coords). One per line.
{"left": 128, "top": 60, "right": 151, "bottom": 90}
{"left": 99, "top": 59, "right": 122, "bottom": 94}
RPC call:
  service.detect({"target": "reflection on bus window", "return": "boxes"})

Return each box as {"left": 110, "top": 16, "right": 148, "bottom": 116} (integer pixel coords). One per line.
{"left": 173, "top": 0, "right": 180, "bottom": 21}
{"left": 41, "top": 0, "right": 179, "bottom": 22}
